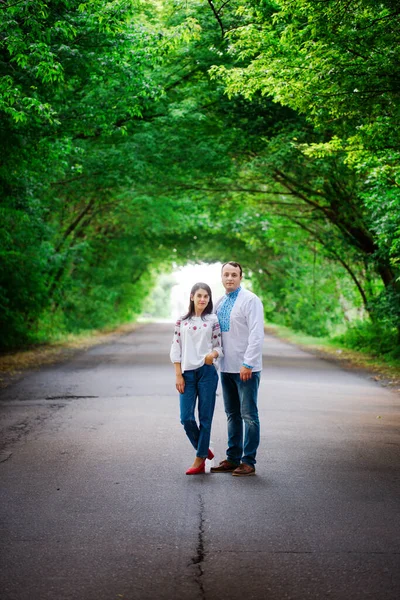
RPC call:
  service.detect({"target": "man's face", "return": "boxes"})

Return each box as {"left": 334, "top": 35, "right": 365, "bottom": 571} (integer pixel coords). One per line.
{"left": 221, "top": 264, "right": 242, "bottom": 293}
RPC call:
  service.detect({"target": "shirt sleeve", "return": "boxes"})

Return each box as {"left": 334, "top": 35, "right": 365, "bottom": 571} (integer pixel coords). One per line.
{"left": 211, "top": 318, "right": 223, "bottom": 357}
{"left": 170, "top": 319, "right": 182, "bottom": 363}
{"left": 243, "top": 296, "right": 264, "bottom": 368}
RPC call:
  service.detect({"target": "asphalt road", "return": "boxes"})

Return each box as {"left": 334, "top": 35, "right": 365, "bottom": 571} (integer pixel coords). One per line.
{"left": 1, "top": 323, "right": 399, "bottom": 600}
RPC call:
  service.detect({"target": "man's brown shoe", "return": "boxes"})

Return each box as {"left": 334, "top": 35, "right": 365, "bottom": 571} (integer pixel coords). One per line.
{"left": 232, "top": 463, "right": 256, "bottom": 477}
{"left": 210, "top": 460, "right": 237, "bottom": 473}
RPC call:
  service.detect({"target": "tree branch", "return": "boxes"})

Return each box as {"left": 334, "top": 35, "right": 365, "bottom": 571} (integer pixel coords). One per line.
{"left": 207, "top": 0, "right": 225, "bottom": 38}
{"left": 0, "top": 0, "right": 27, "bottom": 9}
{"left": 54, "top": 199, "right": 95, "bottom": 254}
{"left": 289, "top": 217, "right": 369, "bottom": 310}
{"left": 217, "top": 0, "right": 232, "bottom": 15}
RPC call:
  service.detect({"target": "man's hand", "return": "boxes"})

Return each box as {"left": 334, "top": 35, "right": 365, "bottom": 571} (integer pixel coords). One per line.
{"left": 240, "top": 366, "right": 252, "bottom": 381}
{"left": 176, "top": 375, "right": 185, "bottom": 394}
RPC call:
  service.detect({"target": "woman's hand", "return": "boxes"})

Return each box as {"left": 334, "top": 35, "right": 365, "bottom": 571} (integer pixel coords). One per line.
{"left": 204, "top": 353, "right": 216, "bottom": 365}
{"left": 176, "top": 374, "right": 185, "bottom": 394}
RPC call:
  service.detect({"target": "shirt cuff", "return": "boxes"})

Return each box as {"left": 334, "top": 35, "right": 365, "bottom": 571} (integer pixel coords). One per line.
{"left": 242, "top": 363, "right": 253, "bottom": 369}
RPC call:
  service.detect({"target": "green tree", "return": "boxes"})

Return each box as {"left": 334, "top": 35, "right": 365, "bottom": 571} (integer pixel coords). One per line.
{"left": 208, "top": 0, "right": 399, "bottom": 336}
{"left": 1, "top": 0, "right": 398, "bottom": 358}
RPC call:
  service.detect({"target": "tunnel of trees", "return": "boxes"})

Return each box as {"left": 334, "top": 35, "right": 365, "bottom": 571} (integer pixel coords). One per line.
{"left": 0, "top": 0, "right": 399, "bottom": 359}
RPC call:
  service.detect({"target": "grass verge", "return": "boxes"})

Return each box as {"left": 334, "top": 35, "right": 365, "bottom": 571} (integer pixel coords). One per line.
{"left": 265, "top": 323, "right": 400, "bottom": 393}
{"left": 0, "top": 322, "right": 142, "bottom": 388}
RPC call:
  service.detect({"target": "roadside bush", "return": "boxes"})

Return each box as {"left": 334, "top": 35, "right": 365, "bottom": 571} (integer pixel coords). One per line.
{"left": 332, "top": 320, "right": 400, "bottom": 359}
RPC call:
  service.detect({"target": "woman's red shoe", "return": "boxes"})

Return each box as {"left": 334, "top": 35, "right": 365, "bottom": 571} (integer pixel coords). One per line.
{"left": 186, "top": 460, "right": 206, "bottom": 475}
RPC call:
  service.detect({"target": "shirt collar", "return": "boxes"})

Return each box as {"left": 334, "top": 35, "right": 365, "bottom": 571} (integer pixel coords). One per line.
{"left": 226, "top": 286, "right": 242, "bottom": 297}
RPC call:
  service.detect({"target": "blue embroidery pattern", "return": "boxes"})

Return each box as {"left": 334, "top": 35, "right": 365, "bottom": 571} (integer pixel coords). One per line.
{"left": 216, "top": 287, "right": 241, "bottom": 332}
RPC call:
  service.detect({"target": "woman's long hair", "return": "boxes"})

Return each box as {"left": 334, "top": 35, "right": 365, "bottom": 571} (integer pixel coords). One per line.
{"left": 181, "top": 282, "right": 213, "bottom": 321}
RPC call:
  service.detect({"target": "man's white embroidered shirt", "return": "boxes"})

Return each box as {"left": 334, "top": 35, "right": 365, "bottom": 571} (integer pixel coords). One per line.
{"left": 215, "top": 288, "right": 264, "bottom": 373}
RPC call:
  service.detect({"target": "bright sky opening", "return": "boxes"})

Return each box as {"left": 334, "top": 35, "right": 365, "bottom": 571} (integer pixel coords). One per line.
{"left": 170, "top": 262, "right": 225, "bottom": 319}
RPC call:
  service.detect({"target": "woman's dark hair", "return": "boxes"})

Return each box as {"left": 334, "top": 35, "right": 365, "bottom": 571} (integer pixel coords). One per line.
{"left": 182, "top": 282, "right": 213, "bottom": 320}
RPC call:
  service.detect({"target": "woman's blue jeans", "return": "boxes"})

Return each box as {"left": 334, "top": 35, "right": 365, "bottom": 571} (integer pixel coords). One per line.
{"left": 180, "top": 364, "right": 218, "bottom": 458}
{"left": 220, "top": 371, "right": 261, "bottom": 467}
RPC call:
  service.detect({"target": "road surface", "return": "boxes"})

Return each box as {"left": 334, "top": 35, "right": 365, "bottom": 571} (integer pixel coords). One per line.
{"left": 1, "top": 323, "right": 399, "bottom": 600}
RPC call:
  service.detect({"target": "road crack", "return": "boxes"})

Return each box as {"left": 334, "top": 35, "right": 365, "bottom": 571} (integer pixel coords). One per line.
{"left": 44, "top": 395, "right": 98, "bottom": 400}
{"left": 0, "top": 451, "right": 12, "bottom": 464}
{"left": 190, "top": 493, "right": 206, "bottom": 599}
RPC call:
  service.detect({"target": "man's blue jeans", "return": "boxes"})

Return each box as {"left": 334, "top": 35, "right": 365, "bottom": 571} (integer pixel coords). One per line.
{"left": 180, "top": 364, "right": 218, "bottom": 458}
{"left": 220, "top": 371, "right": 261, "bottom": 467}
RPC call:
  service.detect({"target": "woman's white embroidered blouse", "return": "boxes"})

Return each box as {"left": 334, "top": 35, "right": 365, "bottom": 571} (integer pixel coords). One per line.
{"left": 170, "top": 314, "right": 223, "bottom": 373}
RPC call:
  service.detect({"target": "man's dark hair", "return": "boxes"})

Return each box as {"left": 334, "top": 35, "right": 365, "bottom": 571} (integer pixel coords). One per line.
{"left": 221, "top": 261, "right": 243, "bottom": 277}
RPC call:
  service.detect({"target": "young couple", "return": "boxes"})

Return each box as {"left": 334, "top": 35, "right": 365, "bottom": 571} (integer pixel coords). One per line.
{"left": 170, "top": 261, "right": 264, "bottom": 477}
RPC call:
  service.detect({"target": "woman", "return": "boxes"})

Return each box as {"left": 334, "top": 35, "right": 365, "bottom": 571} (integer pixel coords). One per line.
{"left": 170, "top": 282, "right": 223, "bottom": 475}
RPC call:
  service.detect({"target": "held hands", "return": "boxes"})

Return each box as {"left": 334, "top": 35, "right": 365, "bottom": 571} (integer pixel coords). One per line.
{"left": 240, "top": 366, "right": 253, "bottom": 381}
{"left": 176, "top": 375, "right": 185, "bottom": 394}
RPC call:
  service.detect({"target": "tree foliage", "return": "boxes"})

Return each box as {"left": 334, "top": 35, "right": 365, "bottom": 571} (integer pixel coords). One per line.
{"left": 0, "top": 0, "right": 399, "bottom": 356}
{"left": 209, "top": 0, "right": 400, "bottom": 339}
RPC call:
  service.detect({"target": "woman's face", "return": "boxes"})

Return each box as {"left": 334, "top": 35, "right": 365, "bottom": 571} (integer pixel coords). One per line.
{"left": 191, "top": 288, "right": 210, "bottom": 314}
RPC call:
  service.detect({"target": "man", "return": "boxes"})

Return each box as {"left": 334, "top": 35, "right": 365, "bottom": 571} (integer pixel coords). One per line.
{"left": 211, "top": 261, "right": 264, "bottom": 476}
